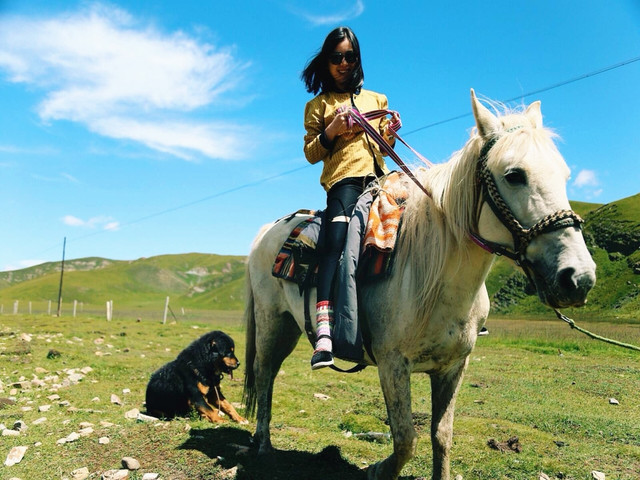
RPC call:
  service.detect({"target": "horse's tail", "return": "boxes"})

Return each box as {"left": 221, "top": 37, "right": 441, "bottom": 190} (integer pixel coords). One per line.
{"left": 242, "top": 263, "right": 258, "bottom": 419}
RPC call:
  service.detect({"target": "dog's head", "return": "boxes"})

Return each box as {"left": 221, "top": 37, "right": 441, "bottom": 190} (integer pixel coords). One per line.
{"left": 207, "top": 331, "right": 240, "bottom": 376}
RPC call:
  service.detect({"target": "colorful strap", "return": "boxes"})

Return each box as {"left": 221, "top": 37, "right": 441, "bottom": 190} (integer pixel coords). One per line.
{"left": 347, "top": 108, "right": 432, "bottom": 197}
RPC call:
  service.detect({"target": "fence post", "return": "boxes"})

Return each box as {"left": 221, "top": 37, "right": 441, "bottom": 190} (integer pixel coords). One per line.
{"left": 163, "top": 296, "right": 170, "bottom": 324}
{"left": 48, "top": 300, "right": 52, "bottom": 316}
{"left": 13, "top": 300, "right": 18, "bottom": 314}
{"left": 28, "top": 301, "right": 32, "bottom": 315}
{"left": 106, "top": 300, "right": 113, "bottom": 321}
{"left": 73, "top": 300, "right": 77, "bottom": 318}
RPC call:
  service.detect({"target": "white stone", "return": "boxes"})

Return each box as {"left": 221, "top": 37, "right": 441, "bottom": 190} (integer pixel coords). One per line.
{"left": 98, "top": 437, "right": 110, "bottom": 445}
{"left": 70, "top": 467, "right": 90, "bottom": 480}
{"left": 591, "top": 471, "right": 606, "bottom": 480}
{"left": 39, "top": 404, "right": 51, "bottom": 412}
{"left": 68, "top": 373, "right": 84, "bottom": 383}
{"left": 4, "top": 446, "right": 27, "bottom": 466}
{"left": 136, "top": 412, "right": 158, "bottom": 423}
{"left": 101, "top": 469, "right": 129, "bottom": 480}
{"left": 609, "top": 398, "right": 619, "bottom": 405}
{"left": 121, "top": 457, "right": 140, "bottom": 470}
{"left": 111, "top": 394, "right": 122, "bottom": 405}
{"left": 124, "top": 408, "right": 140, "bottom": 419}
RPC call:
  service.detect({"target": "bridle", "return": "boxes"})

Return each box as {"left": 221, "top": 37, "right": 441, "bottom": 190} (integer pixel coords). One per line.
{"left": 469, "top": 130, "right": 584, "bottom": 277}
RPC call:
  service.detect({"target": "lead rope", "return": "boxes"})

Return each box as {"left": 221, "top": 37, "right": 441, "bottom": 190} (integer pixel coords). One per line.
{"left": 554, "top": 309, "right": 640, "bottom": 352}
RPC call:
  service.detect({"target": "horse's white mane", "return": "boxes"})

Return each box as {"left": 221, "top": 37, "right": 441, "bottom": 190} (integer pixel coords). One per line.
{"left": 393, "top": 101, "right": 558, "bottom": 324}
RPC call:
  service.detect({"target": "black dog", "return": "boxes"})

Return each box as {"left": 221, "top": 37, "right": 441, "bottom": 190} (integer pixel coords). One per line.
{"left": 145, "top": 330, "right": 247, "bottom": 424}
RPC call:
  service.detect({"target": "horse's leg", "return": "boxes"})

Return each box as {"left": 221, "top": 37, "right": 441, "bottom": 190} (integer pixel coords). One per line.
{"left": 253, "top": 308, "right": 301, "bottom": 455}
{"left": 429, "top": 358, "right": 467, "bottom": 480}
{"left": 368, "top": 354, "right": 417, "bottom": 480}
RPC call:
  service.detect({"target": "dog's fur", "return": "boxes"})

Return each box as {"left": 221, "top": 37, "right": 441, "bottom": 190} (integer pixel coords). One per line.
{"left": 145, "top": 330, "right": 247, "bottom": 424}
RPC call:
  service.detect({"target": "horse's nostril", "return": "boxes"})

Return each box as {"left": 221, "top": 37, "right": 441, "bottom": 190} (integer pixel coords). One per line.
{"left": 558, "top": 267, "right": 577, "bottom": 292}
{"left": 557, "top": 267, "right": 595, "bottom": 299}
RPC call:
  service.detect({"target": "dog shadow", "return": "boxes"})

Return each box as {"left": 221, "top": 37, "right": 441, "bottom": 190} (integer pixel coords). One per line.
{"left": 179, "top": 427, "right": 368, "bottom": 480}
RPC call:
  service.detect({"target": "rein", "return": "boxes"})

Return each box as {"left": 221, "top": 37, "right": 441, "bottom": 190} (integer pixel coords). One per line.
{"left": 349, "top": 110, "right": 638, "bottom": 353}
{"left": 347, "top": 108, "right": 433, "bottom": 197}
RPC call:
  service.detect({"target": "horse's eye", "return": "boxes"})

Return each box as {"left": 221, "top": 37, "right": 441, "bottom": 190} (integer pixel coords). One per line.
{"left": 504, "top": 168, "right": 527, "bottom": 186}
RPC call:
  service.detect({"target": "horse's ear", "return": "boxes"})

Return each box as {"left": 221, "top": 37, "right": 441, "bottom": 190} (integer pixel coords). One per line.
{"left": 471, "top": 88, "right": 500, "bottom": 138}
{"left": 525, "top": 100, "right": 543, "bottom": 128}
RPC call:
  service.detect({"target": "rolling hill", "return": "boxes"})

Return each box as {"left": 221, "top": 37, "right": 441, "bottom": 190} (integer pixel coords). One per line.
{"left": 0, "top": 253, "right": 247, "bottom": 313}
{"left": 1, "top": 194, "right": 639, "bottom": 320}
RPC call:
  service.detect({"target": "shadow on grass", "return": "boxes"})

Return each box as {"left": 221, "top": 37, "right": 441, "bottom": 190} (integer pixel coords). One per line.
{"left": 180, "top": 427, "right": 368, "bottom": 480}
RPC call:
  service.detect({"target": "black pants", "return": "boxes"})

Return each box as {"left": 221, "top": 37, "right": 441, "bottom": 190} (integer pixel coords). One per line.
{"left": 316, "top": 177, "right": 370, "bottom": 302}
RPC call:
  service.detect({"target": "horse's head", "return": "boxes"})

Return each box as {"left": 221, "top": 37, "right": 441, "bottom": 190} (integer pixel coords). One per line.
{"left": 470, "top": 89, "right": 596, "bottom": 308}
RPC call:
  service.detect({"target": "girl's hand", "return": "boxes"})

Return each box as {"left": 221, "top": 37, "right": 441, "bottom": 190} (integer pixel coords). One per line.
{"left": 325, "top": 107, "right": 353, "bottom": 141}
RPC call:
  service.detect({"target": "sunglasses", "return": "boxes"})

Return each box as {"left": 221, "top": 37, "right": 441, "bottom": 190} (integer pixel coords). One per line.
{"left": 329, "top": 50, "right": 357, "bottom": 65}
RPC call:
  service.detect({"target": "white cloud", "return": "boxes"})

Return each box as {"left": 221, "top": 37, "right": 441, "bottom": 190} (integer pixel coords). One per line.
{"left": 61, "top": 173, "right": 80, "bottom": 183}
{"left": 62, "top": 215, "right": 86, "bottom": 227}
{"left": 62, "top": 214, "right": 118, "bottom": 230}
{"left": 572, "top": 169, "right": 599, "bottom": 188}
{"left": 104, "top": 221, "right": 120, "bottom": 231}
{"left": 91, "top": 117, "right": 252, "bottom": 161}
{"left": 0, "top": 3, "right": 253, "bottom": 160}
{"left": 285, "top": 0, "right": 365, "bottom": 25}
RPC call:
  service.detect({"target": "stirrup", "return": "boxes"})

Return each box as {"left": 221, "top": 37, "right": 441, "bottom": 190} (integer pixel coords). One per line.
{"left": 311, "top": 350, "right": 334, "bottom": 370}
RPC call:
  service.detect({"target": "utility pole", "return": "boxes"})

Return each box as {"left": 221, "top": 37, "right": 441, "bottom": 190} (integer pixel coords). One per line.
{"left": 57, "top": 237, "right": 66, "bottom": 317}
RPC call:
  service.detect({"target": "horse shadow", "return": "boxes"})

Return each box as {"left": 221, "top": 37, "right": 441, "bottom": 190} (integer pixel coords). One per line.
{"left": 179, "top": 426, "right": 370, "bottom": 480}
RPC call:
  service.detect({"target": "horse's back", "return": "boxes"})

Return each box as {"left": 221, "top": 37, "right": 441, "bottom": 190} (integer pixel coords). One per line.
{"left": 246, "top": 213, "right": 314, "bottom": 322}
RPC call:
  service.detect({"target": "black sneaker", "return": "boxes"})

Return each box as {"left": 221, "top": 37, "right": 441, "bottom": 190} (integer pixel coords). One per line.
{"left": 311, "top": 350, "right": 334, "bottom": 370}
{"left": 478, "top": 326, "right": 489, "bottom": 336}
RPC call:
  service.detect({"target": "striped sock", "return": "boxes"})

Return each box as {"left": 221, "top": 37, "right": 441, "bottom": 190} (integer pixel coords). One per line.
{"left": 314, "top": 300, "right": 333, "bottom": 353}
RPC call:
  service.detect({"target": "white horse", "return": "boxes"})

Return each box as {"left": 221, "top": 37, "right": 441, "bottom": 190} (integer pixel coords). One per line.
{"left": 242, "top": 90, "right": 596, "bottom": 480}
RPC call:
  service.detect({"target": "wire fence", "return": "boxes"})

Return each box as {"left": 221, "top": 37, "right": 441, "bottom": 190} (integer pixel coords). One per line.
{"left": 0, "top": 299, "right": 244, "bottom": 325}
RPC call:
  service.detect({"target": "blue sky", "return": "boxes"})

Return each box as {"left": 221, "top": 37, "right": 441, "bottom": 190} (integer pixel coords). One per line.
{"left": 1, "top": 0, "right": 639, "bottom": 271}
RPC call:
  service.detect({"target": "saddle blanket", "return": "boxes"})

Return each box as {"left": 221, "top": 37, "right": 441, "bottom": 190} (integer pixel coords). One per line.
{"left": 272, "top": 171, "right": 410, "bottom": 285}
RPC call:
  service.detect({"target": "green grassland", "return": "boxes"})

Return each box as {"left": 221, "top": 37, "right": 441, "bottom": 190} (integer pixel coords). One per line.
{"left": 1, "top": 313, "right": 639, "bottom": 479}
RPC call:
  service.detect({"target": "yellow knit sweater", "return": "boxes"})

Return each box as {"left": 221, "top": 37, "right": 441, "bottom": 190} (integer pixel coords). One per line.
{"left": 303, "top": 89, "right": 394, "bottom": 191}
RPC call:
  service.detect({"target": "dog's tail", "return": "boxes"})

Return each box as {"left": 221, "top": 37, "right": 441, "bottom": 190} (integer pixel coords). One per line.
{"left": 242, "top": 263, "right": 258, "bottom": 419}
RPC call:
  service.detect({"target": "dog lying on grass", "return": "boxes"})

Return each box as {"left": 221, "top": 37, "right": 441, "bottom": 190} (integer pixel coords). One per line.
{"left": 145, "top": 330, "right": 247, "bottom": 424}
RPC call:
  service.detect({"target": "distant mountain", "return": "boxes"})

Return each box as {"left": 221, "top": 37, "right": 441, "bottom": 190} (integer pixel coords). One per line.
{"left": 1, "top": 194, "right": 638, "bottom": 320}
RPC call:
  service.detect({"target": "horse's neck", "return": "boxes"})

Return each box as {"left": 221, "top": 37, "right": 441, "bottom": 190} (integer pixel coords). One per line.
{"left": 391, "top": 167, "right": 493, "bottom": 320}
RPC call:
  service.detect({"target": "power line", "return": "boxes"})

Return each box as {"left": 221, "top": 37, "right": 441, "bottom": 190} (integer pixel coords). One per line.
{"left": 33, "top": 165, "right": 312, "bottom": 258}
{"left": 403, "top": 54, "right": 640, "bottom": 136}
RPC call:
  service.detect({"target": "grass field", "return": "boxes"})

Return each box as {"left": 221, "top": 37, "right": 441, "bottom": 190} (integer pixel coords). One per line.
{"left": 1, "top": 312, "right": 639, "bottom": 479}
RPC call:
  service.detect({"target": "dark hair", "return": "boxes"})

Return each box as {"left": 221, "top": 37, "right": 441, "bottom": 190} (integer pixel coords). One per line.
{"left": 301, "top": 26, "right": 364, "bottom": 95}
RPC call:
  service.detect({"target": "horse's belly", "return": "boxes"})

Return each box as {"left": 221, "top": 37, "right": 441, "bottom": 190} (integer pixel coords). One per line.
{"left": 411, "top": 330, "right": 477, "bottom": 373}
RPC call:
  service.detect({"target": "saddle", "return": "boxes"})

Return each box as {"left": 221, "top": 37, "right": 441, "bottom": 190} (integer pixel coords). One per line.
{"left": 271, "top": 172, "right": 410, "bottom": 363}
